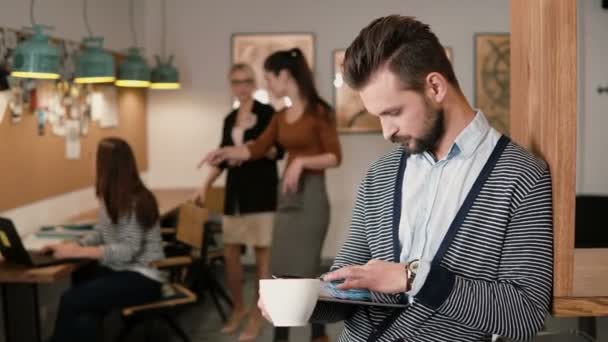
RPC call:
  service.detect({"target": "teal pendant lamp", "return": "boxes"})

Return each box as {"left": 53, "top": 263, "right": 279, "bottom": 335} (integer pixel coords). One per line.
{"left": 11, "top": 25, "right": 60, "bottom": 80}
{"left": 75, "top": 0, "right": 115, "bottom": 84}
{"left": 150, "top": 0, "right": 180, "bottom": 90}
{"left": 116, "top": 0, "right": 150, "bottom": 88}
{"left": 11, "top": 0, "right": 60, "bottom": 79}
{"left": 115, "top": 47, "right": 150, "bottom": 87}
{"left": 150, "top": 56, "right": 180, "bottom": 89}
{"left": 75, "top": 37, "right": 115, "bottom": 84}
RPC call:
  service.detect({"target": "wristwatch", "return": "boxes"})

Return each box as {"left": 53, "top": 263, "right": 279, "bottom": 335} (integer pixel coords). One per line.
{"left": 405, "top": 259, "right": 420, "bottom": 292}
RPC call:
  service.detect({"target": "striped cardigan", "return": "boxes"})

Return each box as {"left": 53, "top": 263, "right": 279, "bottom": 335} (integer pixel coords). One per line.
{"left": 312, "top": 136, "right": 553, "bottom": 341}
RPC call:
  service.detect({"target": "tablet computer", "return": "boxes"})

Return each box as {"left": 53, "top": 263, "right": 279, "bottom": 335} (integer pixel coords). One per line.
{"left": 272, "top": 274, "right": 409, "bottom": 309}
{"left": 318, "top": 280, "right": 409, "bottom": 308}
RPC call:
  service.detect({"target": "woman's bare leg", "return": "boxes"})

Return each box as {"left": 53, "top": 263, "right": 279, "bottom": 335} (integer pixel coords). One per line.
{"left": 220, "top": 243, "right": 247, "bottom": 333}
{"left": 239, "top": 246, "right": 271, "bottom": 340}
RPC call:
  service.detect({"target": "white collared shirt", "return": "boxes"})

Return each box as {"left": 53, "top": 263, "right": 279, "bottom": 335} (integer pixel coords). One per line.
{"left": 399, "top": 111, "right": 501, "bottom": 296}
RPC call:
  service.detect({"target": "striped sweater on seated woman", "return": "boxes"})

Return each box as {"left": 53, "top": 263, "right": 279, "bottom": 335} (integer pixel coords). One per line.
{"left": 311, "top": 136, "right": 553, "bottom": 342}
{"left": 79, "top": 203, "right": 166, "bottom": 283}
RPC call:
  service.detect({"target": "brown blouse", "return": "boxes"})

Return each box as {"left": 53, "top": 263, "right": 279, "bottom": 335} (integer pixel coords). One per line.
{"left": 247, "top": 109, "right": 342, "bottom": 175}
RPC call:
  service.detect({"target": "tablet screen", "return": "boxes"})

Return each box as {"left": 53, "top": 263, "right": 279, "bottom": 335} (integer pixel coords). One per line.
{"left": 270, "top": 275, "right": 409, "bottom": 308}
{"left": 318, "top": 280, "right": 408, "bottom": 308}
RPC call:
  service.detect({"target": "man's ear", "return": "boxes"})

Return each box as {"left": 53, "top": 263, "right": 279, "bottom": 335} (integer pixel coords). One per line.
{"left": 425, "top": 72, "right": 448, "bottom": 103}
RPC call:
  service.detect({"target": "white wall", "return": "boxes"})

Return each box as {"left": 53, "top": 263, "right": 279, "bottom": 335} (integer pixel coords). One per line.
{"left": 0, "top": 0, "right": 147, "bottom": 235}
{"left": 577, "top": 0, "right": 608, "bottom": 194}
{"left": 144, "top": 0, "right": 511, "bottom": 258}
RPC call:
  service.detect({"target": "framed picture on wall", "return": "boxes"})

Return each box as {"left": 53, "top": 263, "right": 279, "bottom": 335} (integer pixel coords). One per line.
{"left": 333, "top": 49, "right": 381, "bottom": 134}
{"left": 333, "top": 46, "right": 453, "bottom": 134}
{"left": 231, "top": 32, "right": 314, "bottom": 110}
{"left": 474, "top": 33, "right": 510, "bottom": 135}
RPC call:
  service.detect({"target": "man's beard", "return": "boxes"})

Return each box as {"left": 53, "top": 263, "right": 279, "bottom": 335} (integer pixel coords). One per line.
{"left": 391, "top": 106, "right": 445, "bottom": 155}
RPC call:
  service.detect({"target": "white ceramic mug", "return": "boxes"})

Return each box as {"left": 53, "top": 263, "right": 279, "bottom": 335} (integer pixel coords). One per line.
{"left": 259, "top": 278, "right": 321, "bottom": 326}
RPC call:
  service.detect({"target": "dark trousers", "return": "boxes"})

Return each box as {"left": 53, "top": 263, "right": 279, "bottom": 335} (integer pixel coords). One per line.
{"left": 51, "top": 265, "right": 162, "bottom": 342}
{"left": 274, "top": 324, "right": 326, "bottom": 341}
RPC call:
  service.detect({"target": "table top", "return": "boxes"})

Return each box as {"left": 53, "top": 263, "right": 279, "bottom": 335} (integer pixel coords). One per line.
{"left": 553, "top": 248, "right": 608, "bottom": 317}
{"left": 0, "top": 260, "right": 85, "bottom": 283}
{"left": 0, "top": 188, "right": 193, "bottom": 284}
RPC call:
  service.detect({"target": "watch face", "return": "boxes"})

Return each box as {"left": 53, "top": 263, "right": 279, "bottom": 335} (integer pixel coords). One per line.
{"left": 408, "top": 259, "right": 420, "bottom": 273}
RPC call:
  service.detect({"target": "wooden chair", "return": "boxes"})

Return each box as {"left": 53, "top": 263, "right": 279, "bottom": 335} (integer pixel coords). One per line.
{"left": 204, "top": 186, "right": 225, "bottom": 216}
{"left": 159, "top": 201, "right": 232, "bottom": 321}
{"left": 170, "top": 187, "right": 232, "bottom": 320}
{"left": 196, "top": 187, "right": 233, "bottom": 320}
{"left": 177, "top": 201, "right": 232, "bottom": 322}
{"left": 115, "top": 202, "right": 209, "bottom": 342}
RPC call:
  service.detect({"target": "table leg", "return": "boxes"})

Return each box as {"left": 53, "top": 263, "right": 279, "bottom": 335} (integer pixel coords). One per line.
{"left": 2, "top": 283, "right": 41, "bottom": 342}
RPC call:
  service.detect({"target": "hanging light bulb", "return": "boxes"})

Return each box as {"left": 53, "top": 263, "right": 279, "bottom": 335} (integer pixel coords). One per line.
{"left": 115, "top": 0, "right": 150, "bottom": 88}
{"left": 74, "top": 0, "right": 115, "bottom": 84}
{"left": 149, "top": 0, "right": 180, "bottom": 90}
{"left": 11, "top": 24, "right": 60, "bottom": 80}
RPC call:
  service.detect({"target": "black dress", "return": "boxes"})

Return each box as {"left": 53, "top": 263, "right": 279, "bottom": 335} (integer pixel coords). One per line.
{"left": 219, "top": 101, "right": 283, "bottom": 215}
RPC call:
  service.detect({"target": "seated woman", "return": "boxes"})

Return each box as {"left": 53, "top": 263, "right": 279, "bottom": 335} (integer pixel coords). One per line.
{"left": 44, "top": 137, "right": 165, "bottom": 342}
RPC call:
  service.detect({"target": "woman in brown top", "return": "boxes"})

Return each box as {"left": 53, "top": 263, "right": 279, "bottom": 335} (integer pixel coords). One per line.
{"left": 202, "top": 48, "right": 341, "bottom": 342}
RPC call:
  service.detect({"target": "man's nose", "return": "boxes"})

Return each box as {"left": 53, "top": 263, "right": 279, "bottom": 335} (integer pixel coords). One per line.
{"left": 381, "top": 118, "right": 397, "bottom": 141}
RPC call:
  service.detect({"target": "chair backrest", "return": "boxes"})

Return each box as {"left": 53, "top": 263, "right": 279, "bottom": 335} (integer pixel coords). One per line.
{"left": 205, "top": 186, "right": 225, "bottom": 215}
{"left": 175, "top": 202, "right": 208, "bottom": 249}
{"left": 575, "top": 195, "right": 608, "bottom": 248}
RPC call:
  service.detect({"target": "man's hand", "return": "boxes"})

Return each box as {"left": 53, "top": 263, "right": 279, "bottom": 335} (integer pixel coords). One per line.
{"left": 257, "top": 291, "right": 272, "bottom": 323}
{"left": 323, "top": 259, "right": 408, "bottom": 294}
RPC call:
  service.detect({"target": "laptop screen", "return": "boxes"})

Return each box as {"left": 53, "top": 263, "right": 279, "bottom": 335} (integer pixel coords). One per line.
{"left": 0, "top": 217, "right": 33, "bottom": 265}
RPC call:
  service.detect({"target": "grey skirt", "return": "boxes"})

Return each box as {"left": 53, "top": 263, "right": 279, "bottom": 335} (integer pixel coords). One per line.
{"left": 270, "top": 174, "right": 329, "bottom": 278}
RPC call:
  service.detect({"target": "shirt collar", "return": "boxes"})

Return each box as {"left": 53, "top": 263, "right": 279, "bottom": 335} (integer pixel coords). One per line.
{"left": 453, "top": 110, "right": 490, "bottom": 159}
{"left": 415, "top": 110, "right": 490, "bottom": 163}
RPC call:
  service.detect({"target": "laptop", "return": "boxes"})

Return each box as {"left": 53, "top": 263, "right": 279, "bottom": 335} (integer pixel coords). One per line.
{"left": 0, "top": 217, "right": 80, "bottom": 267}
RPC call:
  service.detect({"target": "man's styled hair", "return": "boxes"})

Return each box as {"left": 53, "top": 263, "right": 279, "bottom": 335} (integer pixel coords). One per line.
{"left": 343, "top": 15, "right": 460, "bottom": 93}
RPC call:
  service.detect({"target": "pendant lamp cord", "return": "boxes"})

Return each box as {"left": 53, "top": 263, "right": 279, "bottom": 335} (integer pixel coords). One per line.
{"left": 129, "top": 0, "right": 138, "bottom": 47}
{"left": 30, "top": 0, "right": 36, "bottom": 26}
{"left": 161, "top": 0, "right": 166, "bottom": 59}
{"left": 83, "top": 0, "right": 93, "bottom": 36}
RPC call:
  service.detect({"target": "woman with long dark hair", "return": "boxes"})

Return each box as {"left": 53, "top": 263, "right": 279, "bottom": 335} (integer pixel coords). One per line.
{"left": 44, "top": 137, "right": 165, "bottom": 342}
{"left": 201, "top": 48, "right": 341, "bottom": 342}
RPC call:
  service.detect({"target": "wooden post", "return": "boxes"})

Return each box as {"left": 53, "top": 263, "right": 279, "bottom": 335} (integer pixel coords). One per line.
{"left": 510, "top": 0, "right": 577, "bottom": 298}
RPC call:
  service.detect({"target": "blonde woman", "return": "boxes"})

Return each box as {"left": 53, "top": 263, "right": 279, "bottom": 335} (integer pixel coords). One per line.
{"left": 195, "top": 63, "right": 283, "bottom": 341}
